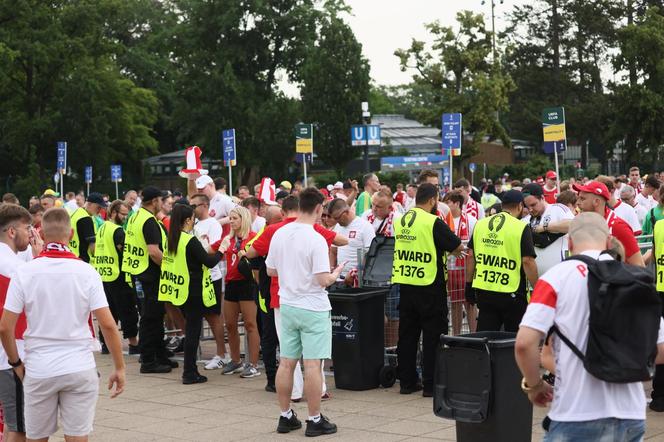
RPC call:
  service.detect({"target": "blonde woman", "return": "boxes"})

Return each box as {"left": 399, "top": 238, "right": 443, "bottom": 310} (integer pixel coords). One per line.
{"left": 220, "top": 206, "right": 261, "bottom": 378}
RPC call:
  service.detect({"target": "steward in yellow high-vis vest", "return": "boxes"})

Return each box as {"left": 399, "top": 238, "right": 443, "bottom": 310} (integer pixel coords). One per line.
{"left": 654, "top": 219, "right": 664, "bottom": 293}
{"left": 392, "top": 183, "right": 463, "bottom": 396}
{"left": 160, "top": 202, "right": 223, "bottom": 384}
{"left": 122, "top": 186, "right": 174, "bottom": 373}
{"left": 466, "top": 190, "right": 538, "bottom": 333}
{"left": 93, "top": 200, "right": 140, "bottom": 354}
{"left": 69, "top": 192, "right": 107, "bottom": 263}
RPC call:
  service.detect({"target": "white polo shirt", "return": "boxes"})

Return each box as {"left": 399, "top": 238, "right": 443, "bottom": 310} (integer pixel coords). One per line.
{"left": 0, "top": 243, "right": 26, "bottom": 370}
{"left": 5, "top": 246, "right": 108, "bottom": 379}
{"left": 521, "top": 250, "right": 664, "bottom": 422}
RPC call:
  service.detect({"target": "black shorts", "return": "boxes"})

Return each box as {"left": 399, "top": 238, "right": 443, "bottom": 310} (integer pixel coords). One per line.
{"left": 225, "top": 280, "right": 256, "bottom": 303}
{"left": 203, "top": 279, "right": 223, "bottom": 314}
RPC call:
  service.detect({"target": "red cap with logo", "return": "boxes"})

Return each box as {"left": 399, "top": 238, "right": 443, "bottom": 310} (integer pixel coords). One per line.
{"left": 545, "top": 170, "right": 557, "bottom": 180}
{"left": 572, "top": 181, "right": 611, "bottom": 200}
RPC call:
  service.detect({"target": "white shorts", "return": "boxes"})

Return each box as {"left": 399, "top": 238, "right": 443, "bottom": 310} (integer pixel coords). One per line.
{"left": 23, "top": 368, "right": 99, "bottom": 439}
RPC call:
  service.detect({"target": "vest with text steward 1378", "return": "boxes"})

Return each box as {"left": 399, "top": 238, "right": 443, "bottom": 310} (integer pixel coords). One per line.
{"left": 471, "top": 212, "right": 525, "bottom": 293}
{"left": 392, "top": 207, "right": 438, "bottom": 286}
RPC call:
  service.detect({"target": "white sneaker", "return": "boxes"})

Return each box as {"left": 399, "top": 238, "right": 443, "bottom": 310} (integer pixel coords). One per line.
{"left": 204, "top": 355, "right": 227, "bottom": 370}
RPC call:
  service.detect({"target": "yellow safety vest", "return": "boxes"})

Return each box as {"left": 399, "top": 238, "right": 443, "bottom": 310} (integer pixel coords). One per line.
{"left": 158, "top": 232, "right": 216, "bottom": 307}
{"left": 69, "top": 207, "right": 95, "bottom": 258}
{"left": 93, "top": 221, "right": 121, "bottom": 282}
{"left": 392, "top": 207, "right": 438, "bottom": 286}
{"left": 654, "top": 220, "right": 664, "bottom": 291}
{"left": 122, "top": 207, "right": 166, "bottom": 276}
{"left": 471, "top": 212, "right": 525, "bottom": 293}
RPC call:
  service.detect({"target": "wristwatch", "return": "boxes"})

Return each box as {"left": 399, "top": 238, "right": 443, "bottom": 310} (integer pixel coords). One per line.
{"left": 8, "top": 358, "right": 22, "bottom": 368}
{"left": 521, "top": 376, "right": 543, "bottom": 393}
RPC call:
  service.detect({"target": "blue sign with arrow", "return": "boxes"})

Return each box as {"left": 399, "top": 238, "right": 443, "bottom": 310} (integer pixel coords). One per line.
{"left": 57, "top": 141, "right": 67, "bottom": 172}
{"left": 222, "top": 129, "right": 236, "bottom": 164}
{"left": 442, "top": 113, "right": 462, "bottom": 156}
{"left": 110, "top": 165, "right": 122, "bottom": 183}
{"left": 84, "top": 166, "right": 92, "bottom": 184}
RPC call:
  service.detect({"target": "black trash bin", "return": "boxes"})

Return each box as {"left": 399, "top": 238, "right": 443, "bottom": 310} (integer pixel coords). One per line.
{"left": 329, "top": 288, "right": 386, "bottom": 390}
{"left": 328, "top": 236, "right": 394, "bottom": 391}
{"left": 434, "top": 332, "right": 533, "bottom": 442}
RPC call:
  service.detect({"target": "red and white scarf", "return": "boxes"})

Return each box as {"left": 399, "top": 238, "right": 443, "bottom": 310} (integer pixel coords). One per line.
{"left": 464, "top": 199, "right": 480, "bottom": 219}
{"left": 450, "top": 213, "right": 470, "bottom": 269}
{"left": 367, "top": 208, "right": 395, "bottom": 237}
{"left": 604, "top": 207, "right": 617, "bottom": 235}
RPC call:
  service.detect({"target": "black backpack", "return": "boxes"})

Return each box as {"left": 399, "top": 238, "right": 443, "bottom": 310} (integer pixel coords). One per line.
{"left": 549, "top": 254, "right": 662, "bottom": 383}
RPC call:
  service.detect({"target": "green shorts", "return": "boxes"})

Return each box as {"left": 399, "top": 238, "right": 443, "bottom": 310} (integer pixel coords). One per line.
{"left": 279, "top": 305, "right": 332, "bottom": 360}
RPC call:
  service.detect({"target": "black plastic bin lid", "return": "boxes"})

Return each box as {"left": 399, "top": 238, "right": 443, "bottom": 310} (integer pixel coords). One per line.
{"left": 440, "top": 331, "right": 516, "bottom": 349}
{"left": 328, "top": 287, "right": 388, "bottom": 302}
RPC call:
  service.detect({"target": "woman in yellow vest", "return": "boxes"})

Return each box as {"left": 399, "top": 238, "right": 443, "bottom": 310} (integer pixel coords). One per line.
{"left": 159, "top": 201, "right": 223, "bottom": 384}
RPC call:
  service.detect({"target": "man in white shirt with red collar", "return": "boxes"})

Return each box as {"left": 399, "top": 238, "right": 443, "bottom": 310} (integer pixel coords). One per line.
{"left": 595, "top": 175, "right": 641, "bottom": 234}
{"left": 453, "top": 179, "right": 485, "bottom": 220}
{"left": 516, "top": 212, "right": 664, "bottom": 441}
{"left": 361, "top": 190, "right": 401, "bottom": 237}
{"left": 0, "top": 208, "right": 125, "bottom": 441}
{"left": 0, "top": 204, "right": 43, "bottom": 441}
{"left": 636, "top": 175, "right": 660, "bottom": 211}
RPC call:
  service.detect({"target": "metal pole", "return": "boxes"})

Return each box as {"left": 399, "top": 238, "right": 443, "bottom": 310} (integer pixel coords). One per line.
{"left": 228, "top": 164, "right": 233, "bottom": 197}
{"left": 60, "top": 171, "right": 64, "bottom": 199}
{"left": 303, "top": 159, "right": 308, "bottom": 187}
{"left": 483, "top": 163, "right": 487, "bottom": 180}
{"left": 364, "top": 144, "right": 369, "bottom": 173}
{"left": 471, "top": 171, "right": 474, "bottom": 187}
{"left": 491, "top": 0, "right": 496, "bottom": 62}
{"left": 115, "top": 181, "right": 119, "bottom": 200}
{"left": 450, "top": 154, "right": 454, "bottom": 189}
{"left": 86, "top": 182, "right": 90, "bottom": 197}
{"left": 553, "top": 142, "right": 561, "bottom": 193}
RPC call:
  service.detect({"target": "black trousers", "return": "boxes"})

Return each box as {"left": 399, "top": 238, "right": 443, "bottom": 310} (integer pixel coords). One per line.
{"left": 137, "top": 277, "right": 167, "bottom": 363}
{"left": 397, "top": 286, "right": 447, "bottom": 391}
{"left": 476, "top": 290, "right": 528, "bottom": 332}
{"left": 181, "top": 293, "right": 205, "bottom": 379}
{"left": 653, "top": 293, "right": 664, "bottom": 399}
{"left": 100, "top": 279, "right": 139, "bottom": 343}
{"left": 258, "top": 273, "right": 278, "bottom": 384}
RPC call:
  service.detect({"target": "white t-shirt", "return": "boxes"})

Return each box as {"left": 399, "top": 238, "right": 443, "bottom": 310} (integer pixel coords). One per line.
{"left": 5, "top": 255, "right": 108, "bottom": 379}
{"left": 630, "top": 202, "right": 648, "bottom": 227}
{"left": 194, "top": 217, "right": 223, "bottom": 281}
{"left": 0, "top": 243, "right": 26, "bottom": 370}
{"left": 64, "top": 199, "right": 79, "bottom": 212}
{"left": 252, "top": 216, "right": 266, "bottom": 233}
{"left": 209, "top": 193, "right": 235, "bottom": 221}
{"left": 613, "top": 200, "right": 641, "bottom": 234}
{"left": 333, "top": 216, "right": 376, "bottom": 277}
{"left": 265, "top": 222, "right": 331, "bottom": 311}
{"left": 636, "top": 192, "right": 655, "bottom": 212}
{"left": 521, "top": 250, "right": 664, "bottom": 422}
{"left": 523, "top": 203, "right": 575, "bottom": 275}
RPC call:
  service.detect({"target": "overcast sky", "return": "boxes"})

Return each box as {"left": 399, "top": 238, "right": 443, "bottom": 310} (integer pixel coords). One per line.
{"left": 343, "top": 0, "right": 526, "bottom": 86}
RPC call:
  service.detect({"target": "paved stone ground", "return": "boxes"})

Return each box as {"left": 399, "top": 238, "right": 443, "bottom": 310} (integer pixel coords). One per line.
{"left": 41, "top": 347, "right": 664, "bottom": 442}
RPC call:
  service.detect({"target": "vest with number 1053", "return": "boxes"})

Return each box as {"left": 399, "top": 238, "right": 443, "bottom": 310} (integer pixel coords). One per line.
{"left": 471, "top": 212, "right": 525, "bottom": 293}
{"left": 392, "top": 208, "right": 438, "bottom": 286}
{"left": 93, "top": 221, "right": 121, "bottom": 282}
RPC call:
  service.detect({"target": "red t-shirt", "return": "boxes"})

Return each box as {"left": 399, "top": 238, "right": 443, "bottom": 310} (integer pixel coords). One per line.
{"left": 225, "top": 231, "right": 257, "bottom": 282}
{"left": 251, "top": 217, "right": 336, "bottom": 308}
{"left": 394, "top": 191, "right": 405, "bottom": 206}
{"left": 605, "top": 208, "right": 639, "bottom": 259}
{"left": 542, "top": 186, "right": 558, "bottom": 205}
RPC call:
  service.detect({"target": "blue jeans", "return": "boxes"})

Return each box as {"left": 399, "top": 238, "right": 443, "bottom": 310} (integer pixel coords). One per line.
{"left": 544, "top": 418, "right": 645, "bottom": 442}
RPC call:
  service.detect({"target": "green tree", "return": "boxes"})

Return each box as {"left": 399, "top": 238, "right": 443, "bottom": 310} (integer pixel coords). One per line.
{"left": 300, "top": 16, "right": 371, "bottom": 174}
{"left": 395, "top": 11, "right": 514, "bottom": 159}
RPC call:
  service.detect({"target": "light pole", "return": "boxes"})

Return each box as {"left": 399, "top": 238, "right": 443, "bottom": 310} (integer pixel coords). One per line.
{"left": 362, "top": 101, "right": 371, "bottom": 173}
{"left": 481, "top": 0, "right": 504, "bottom": 63}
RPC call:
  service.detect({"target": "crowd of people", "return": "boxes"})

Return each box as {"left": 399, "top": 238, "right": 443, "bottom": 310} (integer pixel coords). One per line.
{"left": 0, "top": 163, "right": 664, "bottom": 439}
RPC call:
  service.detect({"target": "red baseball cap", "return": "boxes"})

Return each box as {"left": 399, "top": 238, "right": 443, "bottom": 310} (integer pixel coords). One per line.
{"left": 573, "top": 181, "right": 611, "bottom": 200}
{"left": 545, "top": 171, "right": 557, "bottom": 180}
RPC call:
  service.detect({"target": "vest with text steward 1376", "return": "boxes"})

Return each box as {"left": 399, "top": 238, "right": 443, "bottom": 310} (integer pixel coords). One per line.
{"left": 392, "top": 207, "right": 438, "bottom": 286}
{"left": 93, "top": 221, "right": 121, "bottom": 282}
{"left": 158, "top": 232, "right": 216, "bottom": 307}
{"left": 471, "top": 212, "right": 525, "bottom": 293}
